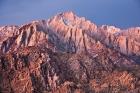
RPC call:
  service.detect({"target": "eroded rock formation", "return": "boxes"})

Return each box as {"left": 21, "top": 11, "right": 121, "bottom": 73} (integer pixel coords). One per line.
{"left": 0, "top": 11, "right": 140, "bottom": 93}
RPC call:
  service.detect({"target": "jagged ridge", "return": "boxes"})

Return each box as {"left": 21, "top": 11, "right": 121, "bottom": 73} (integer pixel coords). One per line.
{"left": 0, "top": 11, "right": 140, "bottom": 93}
{"left": 0, "top": 12, "right": 140, "bottom": 57}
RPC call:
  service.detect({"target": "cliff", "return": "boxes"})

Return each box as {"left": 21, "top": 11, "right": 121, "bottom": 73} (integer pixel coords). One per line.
{"left": 0, "top": 11, "right": 140, "bottom": 93}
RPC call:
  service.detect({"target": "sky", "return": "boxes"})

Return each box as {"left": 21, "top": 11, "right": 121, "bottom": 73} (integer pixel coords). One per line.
{"left": 0, "top": 0, "right": 140, "bottom": 28}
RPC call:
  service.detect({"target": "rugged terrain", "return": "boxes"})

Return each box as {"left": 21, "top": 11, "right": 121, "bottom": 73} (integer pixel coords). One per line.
{"left": 0, "top": 11, "right": 140, "bottom": 93}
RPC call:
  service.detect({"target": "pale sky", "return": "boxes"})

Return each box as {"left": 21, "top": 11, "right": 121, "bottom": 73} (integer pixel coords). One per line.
{"left": 0, "top": 0, "right": 140, "bottom": 28}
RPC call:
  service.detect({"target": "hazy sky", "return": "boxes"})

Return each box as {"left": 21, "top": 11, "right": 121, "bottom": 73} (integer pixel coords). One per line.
{"left": 0, "top": 0, "right": 140, "bottom": 28}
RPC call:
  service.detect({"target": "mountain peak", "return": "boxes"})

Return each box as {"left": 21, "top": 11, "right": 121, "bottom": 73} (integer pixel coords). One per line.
{"left": 0, "top": 12, "right": 140, "bottom": 93}
{"left": 61, "top": 11, "right": 76, "bottom": 16}
{"left": 57, "top": 11, "right": 76, "bottom": 18}
{"left": 0, "top": 12, "right": 140, "bottom": 57}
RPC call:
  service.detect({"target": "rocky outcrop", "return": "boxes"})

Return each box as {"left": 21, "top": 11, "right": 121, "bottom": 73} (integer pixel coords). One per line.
{"left": 0, "top": 26, "right": 19, "bottom": 50}
{"left": 0, "top": 11, "right": 140, "bottom": 93}
{"left": 0, "top": 43, "right": 140, "bottom": 93}
{"left": 0, "top": 12, "right": 140, "bottom": 57}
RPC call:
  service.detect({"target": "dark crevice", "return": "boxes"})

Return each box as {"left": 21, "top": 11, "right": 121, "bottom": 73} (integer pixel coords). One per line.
{"left": 78, "top": 60, "right": 90, "bottom": 83}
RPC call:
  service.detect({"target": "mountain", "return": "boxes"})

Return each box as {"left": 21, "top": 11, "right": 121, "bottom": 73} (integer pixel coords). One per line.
{"left": 0, "top": 11, "right": 140, "bottom": 93}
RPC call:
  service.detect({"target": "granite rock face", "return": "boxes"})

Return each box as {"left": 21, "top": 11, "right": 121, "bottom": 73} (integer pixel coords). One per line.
{"left": 0, "top": 12, "right": 140, "bottom": 56}
{"left": 1, "top": 44, "right": 140, "bottom": 93}
{"left": 0, "top": 12, "right": 140, "bottom": 93}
